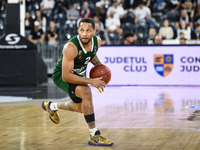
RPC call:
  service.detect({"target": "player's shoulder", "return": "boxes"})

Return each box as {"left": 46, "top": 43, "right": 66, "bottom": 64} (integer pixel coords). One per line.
{"left": 64, "top": 41, "right": 77, "bottom": 49}
{"left": 96, "top": 35, "right": 102, "bottom": 48}
{"left": 63, "top": 41, "right": 78, "bottom": 55}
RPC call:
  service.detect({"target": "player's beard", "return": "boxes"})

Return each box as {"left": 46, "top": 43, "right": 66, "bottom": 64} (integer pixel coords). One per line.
{"left": 80, "top": 36, "right": 92, "bottom": 45}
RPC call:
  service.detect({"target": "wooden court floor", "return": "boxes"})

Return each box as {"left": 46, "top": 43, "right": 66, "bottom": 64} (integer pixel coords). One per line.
{"left": 1, "top": 86, "right": 200, "bottom": 150}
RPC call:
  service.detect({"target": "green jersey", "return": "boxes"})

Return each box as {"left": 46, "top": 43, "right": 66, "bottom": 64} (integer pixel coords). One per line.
{"left": 53, "top": 35, "right": 98, "bottom": 77}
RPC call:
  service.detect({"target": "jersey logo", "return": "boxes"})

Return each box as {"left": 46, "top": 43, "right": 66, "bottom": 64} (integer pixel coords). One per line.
{"left": 78, "top": 56, "right": 82, "bottom": 59}
{"left": 79, "top": 50, "right": 82, "bottom": 55}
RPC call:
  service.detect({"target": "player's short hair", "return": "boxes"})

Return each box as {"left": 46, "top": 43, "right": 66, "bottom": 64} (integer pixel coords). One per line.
{"left": 79, "top": 18, "right": 95, "bottom": 29}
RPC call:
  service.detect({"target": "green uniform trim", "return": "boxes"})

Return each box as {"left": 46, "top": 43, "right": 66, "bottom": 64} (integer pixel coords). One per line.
{"left": 52, "top": 35, "right": 98, "bottom": 98}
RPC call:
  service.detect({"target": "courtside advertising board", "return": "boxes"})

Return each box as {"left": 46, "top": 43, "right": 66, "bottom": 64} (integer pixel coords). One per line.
{"left": 86, "top": 46, "right": 200, "bottom": 85}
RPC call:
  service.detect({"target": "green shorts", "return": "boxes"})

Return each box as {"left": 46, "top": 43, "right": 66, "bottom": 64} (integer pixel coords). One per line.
{"left": 52, "top": 71, "right": 82, "bottom": 103}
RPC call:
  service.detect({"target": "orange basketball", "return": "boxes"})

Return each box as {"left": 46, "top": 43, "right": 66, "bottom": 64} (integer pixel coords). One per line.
{"left": 89, "top": 64, "right": 111, "bottom": 84}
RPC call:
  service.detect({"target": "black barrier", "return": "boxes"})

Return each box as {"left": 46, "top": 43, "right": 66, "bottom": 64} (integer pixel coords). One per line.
{"left": 5, "top": 3, "right": 20, "bottom": 34}
{"left": 0, "top": 3, "right": 47, "bottom": 85}
{"left": 0, "top": 50, "right": 47, "bottom": 85}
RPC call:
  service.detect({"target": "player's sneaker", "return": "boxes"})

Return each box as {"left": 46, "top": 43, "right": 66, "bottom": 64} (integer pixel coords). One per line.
{"left": 41, "top": 101, "right": 60, "bottom": 124}
{"left": 88, "top": 130, "right": 113, "bottom": 146}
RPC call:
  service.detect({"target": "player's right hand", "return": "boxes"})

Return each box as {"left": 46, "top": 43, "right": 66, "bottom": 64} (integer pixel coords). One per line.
{"left": 91, "top": 77, "right": 105, "bottom": 92}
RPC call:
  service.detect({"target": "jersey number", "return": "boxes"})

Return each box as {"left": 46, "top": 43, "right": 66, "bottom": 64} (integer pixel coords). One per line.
{"left": 84, "top": 57, "right": 91, "bottom": 65}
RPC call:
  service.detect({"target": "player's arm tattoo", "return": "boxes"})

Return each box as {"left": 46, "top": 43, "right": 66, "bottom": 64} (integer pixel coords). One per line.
{"left": 91, "top": 55, "right": 101, "bottom": 66}
{"left": 58, "top": 103, "right": 74, "bottom": 111}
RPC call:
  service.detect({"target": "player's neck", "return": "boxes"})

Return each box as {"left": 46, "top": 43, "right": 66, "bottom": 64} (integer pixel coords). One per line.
{"left": 82, "top": 41, "right": 92, "bottom": 52}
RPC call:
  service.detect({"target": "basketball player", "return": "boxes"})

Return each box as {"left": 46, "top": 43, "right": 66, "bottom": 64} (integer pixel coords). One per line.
{"left": 41, "top": 18, "right": 113, "bottom": 146}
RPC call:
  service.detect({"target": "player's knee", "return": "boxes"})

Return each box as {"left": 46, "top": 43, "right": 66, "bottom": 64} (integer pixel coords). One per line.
{"left": 82, "top": 86, "right": 91, "bottom": 95}
{"left": 76, "top": 85, "right": 92, "bottom": 99}
{"left": 82, "top": 88, "right": 92, "bottom": 100}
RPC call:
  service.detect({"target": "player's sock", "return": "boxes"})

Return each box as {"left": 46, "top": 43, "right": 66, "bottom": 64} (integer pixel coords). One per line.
{"left": 50, "top": 102, "right": 58, "bottom": 111}
{"left": 89, "top": 127, "right": 98, "bottom": 136}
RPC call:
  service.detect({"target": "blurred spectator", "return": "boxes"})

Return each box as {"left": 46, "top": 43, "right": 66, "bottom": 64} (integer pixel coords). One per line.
{"left": 194, "top": 8, "right": 200, "bottom": 27}
{"left": 95, "top": 22, "right": 111, "bottom": 45}
{"left": 177, "top": 19, "right": 191, "bottom": 39}
{"left": 177, "top": 32, "right": 187, "bottom": 44}
{"left": 123, "top": 0, "right": 135, "bottom": 12}
{"left": 181, "top": 0, "right": 195, "bottom": 19}
{"left": 181, "top": 0, "right": 197, "bottom": 11}
{"left": 25, "top": 0, "right": 31, "bottom": 11}
{"left": 121, "top": 32, "right": 138, "bottom": 45}
{"left": 95, "top": 22, "right": 104, "bottom": 40}
{"left": 67, "top": 2, "right": 79, "bottom": 21}
{"left": 93, "top": 15, "right": 105, "bottom": 30}
{"left": 198, "top": 0, "right": 200, "bottom": 8}
{"left": 153, "top": 0, "right": 166, "bottom": 12}
{"left": 177, "top": 32, "right": 186, "bottom": 44}
{"left": 179, "top": 37, "right": 186, "bottom": 44}
{"left": 77, "top": 12, "right": 89, "bottom": 27}
{"left": 106, "top": 0, "right": 125, "bottom": 20}
{"left": 143, "top": 0, "right": 151, "bottom": 7}
{"left": 124, "top": 0, "right": 151, "bottom": 10}
{"left": 53, "top": 0, "right": 69, "bottom": 15}
{"left": 158, "top": 19, "right": 174, "bottom": 39}
{"left": 191, "top": 24, "right": 200, "bottom": 39}
{"left": 163, "top": 0, "right": 180, "bottom": 20}
{"left": 105, "top": 10, "right": 123, "bottom": 35}
{"left": 25, "top": 12, "right": 33, "bottom": 36}
{"left": 154, "top": 35, "right": 163, "bottom": 45}
{"left": 35, "top": 10, "right": 47, "bottom": 33}
{"left": 119, "top": 0, "right": 126, "bottom": 10}
{"left": 175, "top": 9, "right": 193, "bottom": 28}
{"left": 0, "top": 0, "right": 6, "bottom": 13}
{"left": 95, "top": 1, "right": 107, "bottom": 24}
{"left": 80, "top": 1, "right": 92, "bottom": 18}
{"left": 47, "top": 21, "right": 59, "bottom": 47}
{"left": 95, "top": 0, "right": 110, "bottom": 7}
{"left": 134, "top": 0, "right": 156, "bottom": 25}
{"left": 146, "top": 28, "right": 157, "bottom": 45}
{"left": 119, "top": 0, "right": 141, "bottom": 14}
{"left": 100, "top": 36, "right": 107, "bottom": 45}
{"left": 179, "top": 32, "right": 186, "bottom": 38}
{"left": 40, "top": 0, "right": 55, "bottom": 15}
{"left": 28, "top": 21, "right": 45, "bottom": 45}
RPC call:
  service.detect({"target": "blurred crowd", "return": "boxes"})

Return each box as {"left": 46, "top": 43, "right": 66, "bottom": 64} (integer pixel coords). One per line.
{"left": 0, "top": 0, "right": 200, "bottom": 46}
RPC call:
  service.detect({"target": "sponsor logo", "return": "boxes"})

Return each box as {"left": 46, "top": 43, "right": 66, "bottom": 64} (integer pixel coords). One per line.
{"left": 93, "top": 46, "right": 97, "bottom": 55}
{"left": 154, "top": 54, "right": 173, "bottom": 77}
{"left": 180, "top": 56, "right": 200, "bottom": 72}
{"left": 5, "top": 33, "right": 20, "bottom": 44}
{"left": 104, "top": 57, "right": 147, "bottom": 72}
{"left": 72, "top": 66, "right": 87, "bottom": 75}
{"left": 94, "top": 139, "right": 99, "bottom": 143}
{"left": 98, "top": 69, "right": 103, "bottom": 74}
{"left": 0, "top": 33, "right": 28, "bottom": 49}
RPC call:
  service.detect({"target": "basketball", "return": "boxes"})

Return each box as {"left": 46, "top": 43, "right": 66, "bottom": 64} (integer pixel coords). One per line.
{"left": 89, "top": 64, "right": 111, "bottom": 84}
